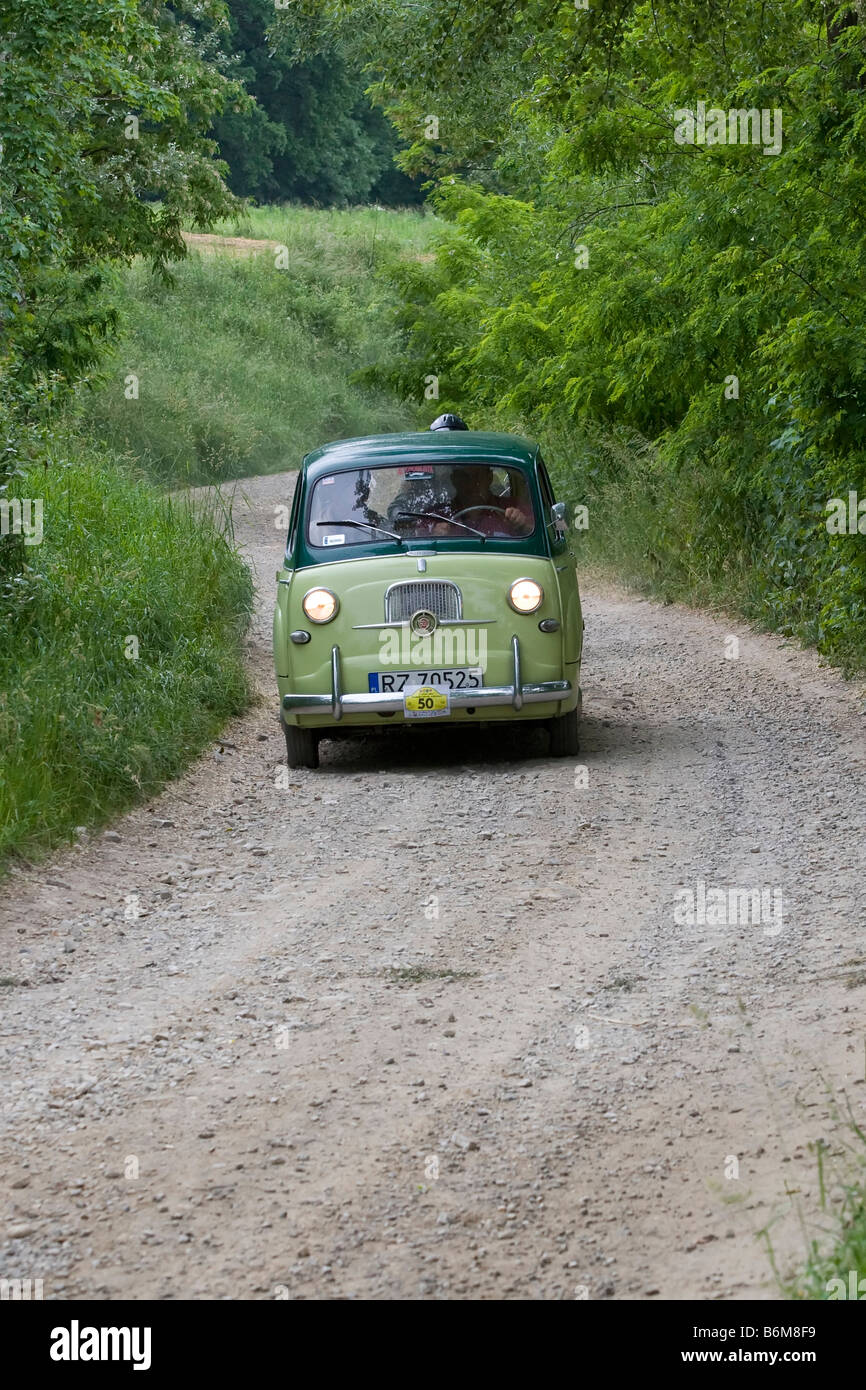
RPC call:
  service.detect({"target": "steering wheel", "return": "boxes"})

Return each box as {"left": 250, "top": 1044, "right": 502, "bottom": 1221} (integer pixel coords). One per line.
{"left": 453, "top": 504, "right": 508, "bottom": 520}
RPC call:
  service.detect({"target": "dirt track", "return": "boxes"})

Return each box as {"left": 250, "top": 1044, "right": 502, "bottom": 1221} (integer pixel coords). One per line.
{"left": 181, "top": 231, "right": 282, "bottom": 258}
{"left": 2, "top": 469, "right": 865, "bottom": 1301}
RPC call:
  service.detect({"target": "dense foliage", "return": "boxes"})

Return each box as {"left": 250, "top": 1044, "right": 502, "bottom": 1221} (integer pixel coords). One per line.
{"left": 285, "top": 0, "right": 866, "bottom": 669}
{"left": 210, "top": 0, "right": 421, "bottom": 204}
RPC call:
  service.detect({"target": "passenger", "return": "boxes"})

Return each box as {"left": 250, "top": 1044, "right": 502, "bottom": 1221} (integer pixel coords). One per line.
{"left": 387, "top": 466, "right": 450, "bottom": 536}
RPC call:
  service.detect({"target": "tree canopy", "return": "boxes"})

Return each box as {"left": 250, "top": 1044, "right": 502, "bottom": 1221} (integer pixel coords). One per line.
{"left": 0, "top": 0, "right": 247, "bottom": 395}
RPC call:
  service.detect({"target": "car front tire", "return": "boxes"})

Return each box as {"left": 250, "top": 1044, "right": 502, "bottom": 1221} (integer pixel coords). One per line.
{"left": 283, "top": 719, "right": 320, "bottom": 770}
{"left": 548, "top": 705, "right": 580, "bottom": 757}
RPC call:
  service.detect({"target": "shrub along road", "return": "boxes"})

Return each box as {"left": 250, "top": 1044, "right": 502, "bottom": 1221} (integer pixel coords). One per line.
{"left": 1, "top": 470, "right": 864, "bottom": 1300}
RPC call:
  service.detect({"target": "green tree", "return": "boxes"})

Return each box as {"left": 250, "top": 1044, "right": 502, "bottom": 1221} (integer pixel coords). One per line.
{"left": 210, "top": 0, "right": 422, "bottom": 204}
{"left": 0, "top": 0, "right": 243, "bottom": 399}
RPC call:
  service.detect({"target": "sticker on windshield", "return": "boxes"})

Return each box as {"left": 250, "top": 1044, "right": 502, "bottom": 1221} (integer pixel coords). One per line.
{"left": 322, "top": 534, "right": 344, "bottom": 545}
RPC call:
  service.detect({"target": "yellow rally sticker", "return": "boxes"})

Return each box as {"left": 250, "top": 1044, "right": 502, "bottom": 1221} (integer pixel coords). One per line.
{"left": 404, "top": 685, "right": 450, "bottom": 717}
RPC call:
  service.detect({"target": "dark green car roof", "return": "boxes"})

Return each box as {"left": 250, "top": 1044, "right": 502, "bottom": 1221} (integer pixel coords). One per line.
{"left": 302, "top": 430, "right": 540, "bottom": 481}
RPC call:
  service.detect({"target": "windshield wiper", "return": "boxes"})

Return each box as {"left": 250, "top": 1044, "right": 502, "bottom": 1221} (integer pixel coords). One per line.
{"left": 328, "top": 519, "right": 403, "bottom": 543}
{"left": 396, "top": 509, "right": 485, "bottom": 540}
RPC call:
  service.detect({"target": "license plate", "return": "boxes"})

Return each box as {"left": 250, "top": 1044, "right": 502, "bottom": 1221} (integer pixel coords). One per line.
{"left": 368, "top": 668, "right": 483, "bottom": 694}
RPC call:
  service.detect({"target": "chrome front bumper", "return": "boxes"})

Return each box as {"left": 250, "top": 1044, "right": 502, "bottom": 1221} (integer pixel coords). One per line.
{"left": 282, "top": 636, "right": 572, "bottom": 721}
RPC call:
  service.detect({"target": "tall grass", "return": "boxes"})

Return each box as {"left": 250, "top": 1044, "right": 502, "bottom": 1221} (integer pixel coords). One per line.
{"left": 784, "top": 1095, "right": 866, "bottom": 1300}
{"left": 796, "top": 1185, "right": 866, "bottom": 1300}
{"left": 0, "top": 444, "right": 253, "bottom": 867}
{"left": 78, "top": 205, "right": 436, "bottom": 486}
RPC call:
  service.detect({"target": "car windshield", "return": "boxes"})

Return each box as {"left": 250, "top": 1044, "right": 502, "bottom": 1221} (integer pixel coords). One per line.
{"left": 307, "top": 462, "right": 536, "bottom": 547}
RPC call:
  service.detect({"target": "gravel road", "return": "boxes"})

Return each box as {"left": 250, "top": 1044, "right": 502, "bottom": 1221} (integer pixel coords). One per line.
{"left": 2, "top": 469, "right": 865, "bottom": 1301}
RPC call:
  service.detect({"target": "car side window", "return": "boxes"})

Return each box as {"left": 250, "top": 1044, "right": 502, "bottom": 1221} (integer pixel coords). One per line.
{"left": 537, "top": 454, "right": 566, "bottom": 552}
{"left": 537, "top": 454, "right": 556, "bottom": 513}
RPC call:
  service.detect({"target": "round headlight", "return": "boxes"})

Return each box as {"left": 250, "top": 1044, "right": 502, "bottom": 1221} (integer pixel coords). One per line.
{"left": 508, "top": 578, "right": 544, "bottom": 614}
{"left": 302, "top": 587, "right": 339, "bottom": 624}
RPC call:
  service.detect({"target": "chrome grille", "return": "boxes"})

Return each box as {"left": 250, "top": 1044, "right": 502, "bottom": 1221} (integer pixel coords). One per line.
{"left": 385, "top": 580, "right": 461, "bottom": 623}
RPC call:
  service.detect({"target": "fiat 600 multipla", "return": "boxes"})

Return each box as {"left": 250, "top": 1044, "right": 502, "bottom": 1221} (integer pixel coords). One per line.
{"left": 273, "top": 417, "right": 583, "bottom": 768}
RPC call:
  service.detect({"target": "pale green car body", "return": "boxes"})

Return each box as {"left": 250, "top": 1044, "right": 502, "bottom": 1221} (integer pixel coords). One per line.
{"left": 273, "top": 430, "right": 582, "bottom": 766}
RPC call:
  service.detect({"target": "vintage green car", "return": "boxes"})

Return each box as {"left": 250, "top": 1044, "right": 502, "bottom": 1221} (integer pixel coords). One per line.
{"left": 274, "top": 429, "right": 583, "bottom": 768}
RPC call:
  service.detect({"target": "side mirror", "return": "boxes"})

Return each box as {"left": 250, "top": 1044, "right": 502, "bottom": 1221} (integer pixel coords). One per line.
{"left": 551, "top": 500, "right": 568, "bottom": 536}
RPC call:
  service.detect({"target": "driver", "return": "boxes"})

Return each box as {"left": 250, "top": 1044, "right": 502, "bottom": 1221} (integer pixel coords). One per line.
{"left": 433, "top": 465, "right": 532, "bottom": 536}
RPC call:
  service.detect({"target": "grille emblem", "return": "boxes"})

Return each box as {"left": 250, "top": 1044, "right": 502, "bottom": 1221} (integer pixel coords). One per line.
{"left": 410, "top": 609, "right": 438, "bottom": 635}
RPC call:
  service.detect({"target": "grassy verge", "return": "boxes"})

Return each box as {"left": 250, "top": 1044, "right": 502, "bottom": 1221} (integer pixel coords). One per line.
{"left": 782, "top": 1105, "right": 866, "bottom": 1300}
{"left": 78, "top": 205, "right": 435, "bottom": 486}
{"left": 0, "top": 441, "right": 253, "bottom": 868}
{"left": 797, "top": 1195, "right": 866, "bottom": 1300}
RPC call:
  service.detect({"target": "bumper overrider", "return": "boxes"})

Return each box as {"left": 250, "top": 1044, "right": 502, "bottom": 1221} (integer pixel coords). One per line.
{"left": 282, "top": 635, "right": 573, "bottom": 722}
